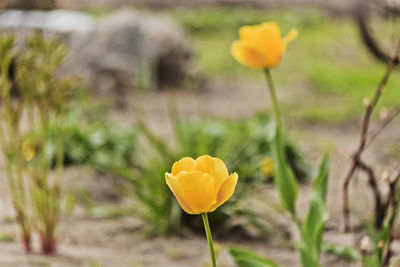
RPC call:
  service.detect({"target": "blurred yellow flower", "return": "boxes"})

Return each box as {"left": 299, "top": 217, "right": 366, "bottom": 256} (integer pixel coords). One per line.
{"left": 165, "top": 155, "right": 238, "bottom": 214}
{"left": 21, "top": 140, "right": 36, "bottom": 161}
{"left": 231, "top": 22, "right": 298, "bottom": 69}
{"left": 260, "top": 156, "right": 275, "bottom": 177}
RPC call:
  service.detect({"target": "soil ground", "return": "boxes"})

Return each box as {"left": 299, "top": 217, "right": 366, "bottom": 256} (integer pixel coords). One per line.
{"left": 1, "top": 75, "right": 399, "bottom": 266}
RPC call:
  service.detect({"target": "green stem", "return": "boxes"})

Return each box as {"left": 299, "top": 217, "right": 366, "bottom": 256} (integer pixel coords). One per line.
{"left": 55, "top": 114, "right": 65, "bottom": 185}
{"left": 264, "top": 69, "right": 282, "bottom": 130}
{"left": 202, "top": 213, "right": 217, "bottom": 267}
{"left": 38, "top": 108, "right": 49, "bottom": 185}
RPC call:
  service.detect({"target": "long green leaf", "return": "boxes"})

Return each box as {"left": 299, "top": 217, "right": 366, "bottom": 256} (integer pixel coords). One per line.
{"left": 228, "top": 246, "right": 280, "bottom": 267}
{"left": 272, "top": 126, "right": 298, "bottom": 216}
{"left": 300, "top": 155, "right": 330, "bottom": 265}
{"left": 311, "top": 155, "right": 329, "bottom": 202}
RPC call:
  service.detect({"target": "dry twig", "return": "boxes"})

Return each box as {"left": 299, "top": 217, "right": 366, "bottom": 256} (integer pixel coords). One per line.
{"left": 342, "top": 40, "right": 400, "bottom": 232}
{"left": 365, "top": 104, "right": 400, "bottom": 149}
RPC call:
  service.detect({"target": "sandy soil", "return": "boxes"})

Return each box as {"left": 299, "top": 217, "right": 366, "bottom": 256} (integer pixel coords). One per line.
{"left": 0, "top": 76, "right": 399, "bottom": 266}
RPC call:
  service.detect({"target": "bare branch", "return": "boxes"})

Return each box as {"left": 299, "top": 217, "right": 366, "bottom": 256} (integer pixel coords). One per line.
{"left": 358, "top": 160, "right": 385, "bottom": 229}
{"left": 365, "top": 104, "right": 400, "bottom": 149}
{"left": 342, "top": 39, "right": 400, "bottom": 231}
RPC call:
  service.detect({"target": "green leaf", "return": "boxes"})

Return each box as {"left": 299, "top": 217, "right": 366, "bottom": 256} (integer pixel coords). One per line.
{"left": 298, "top": 246, "right": 319, "bottom": 267}
{"left": 363, "top": 255, "right": 381, "bottom": 267}
{"left": 299, "top": 155, "right": 330, "bottom": 265}
{"left": 228, "top": 246, "right": 280, "bottom": 267}
{"left": 312, "top": 155, "right": 329, "bottom": 202}
{"left": 272, "top": 126, "right": 298, "bottom": 216}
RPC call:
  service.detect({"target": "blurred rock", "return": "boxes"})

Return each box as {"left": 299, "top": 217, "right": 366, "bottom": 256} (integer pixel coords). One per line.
{"left": 0, "top": 9, "right": 193, "bottom": 102}
{"left": 67, "top": 9, "right": 192, "bottom": 97}
{"left": 0, "top": 0, "right": 55, "bottom": 10}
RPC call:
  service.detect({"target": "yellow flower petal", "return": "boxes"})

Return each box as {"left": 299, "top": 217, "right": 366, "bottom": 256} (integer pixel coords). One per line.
{"left": 283, "top": 28, "right": 298, "bottom": 49}
{"left": 171, "top": 157, "right": 197, "bottom": 176}
{"left": 212, "top": 157, "right": 229, "bottom": 186}
{"left": 239, "top": 22, "right": 281, "bottom": 52}
{"left": 165, "top": 173, "right": 194, "bottom": 214}
{"left": 166, "top": 155, "right": 238, "bottom": 215}
{"left": 177, "top": 170, "right": 217, "bottom": 214}
{"left": 240, "top": 22, "right": 283, "bottom": 67}
{"left": 231, "top": 22, "right": 297, "bottom": 69}
{"left": 231, "top": 41, "right": 269, "bottom": 70}
{"left": 209, "top": 172, "right": 238, "bottom": 212}
{"left": 196, "top": 155, "right": 216, "bottom": 178}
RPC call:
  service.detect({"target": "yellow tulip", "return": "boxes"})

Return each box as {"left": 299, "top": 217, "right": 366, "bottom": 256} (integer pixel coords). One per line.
{"left": 231, "top": 22, "right": 298, "bottom": 69}
{"left": 165, "top": 155, "right": 238, "bottom": 214}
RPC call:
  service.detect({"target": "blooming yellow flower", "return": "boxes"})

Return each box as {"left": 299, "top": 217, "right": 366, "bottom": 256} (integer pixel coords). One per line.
{"left": 231, "top": 22, "right": 298, "bottom": 69}
{"left": 165, "top": 155, "right": 238, "bottom": 214}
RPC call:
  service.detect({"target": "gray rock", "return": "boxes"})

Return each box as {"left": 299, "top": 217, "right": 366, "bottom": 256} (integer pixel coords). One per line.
{"left": 67, "top": 9, "right": 192, "bottom": 96}
{"left": 0, "top": 9, "right": 193, "bottom": 100}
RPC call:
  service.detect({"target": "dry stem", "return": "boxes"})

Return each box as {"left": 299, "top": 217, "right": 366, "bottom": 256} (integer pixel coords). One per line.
{"left": 342, "top": 40, "right": 400, "bottom": 231}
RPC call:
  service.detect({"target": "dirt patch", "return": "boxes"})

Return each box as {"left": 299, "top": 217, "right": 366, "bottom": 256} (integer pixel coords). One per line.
{"left": 1, "top": 76, "right": 399, "bottom": 266}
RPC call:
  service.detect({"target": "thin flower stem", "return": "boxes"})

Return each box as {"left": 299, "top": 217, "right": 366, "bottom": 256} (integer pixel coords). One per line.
{"left": 202, "top": 213, "right": 217, "bottom": 267}
{"left": 264, "top": 69, "right": 301, "bottom": 224}
{"left": 264, "top": 69, "right": 282, "bottom": 130}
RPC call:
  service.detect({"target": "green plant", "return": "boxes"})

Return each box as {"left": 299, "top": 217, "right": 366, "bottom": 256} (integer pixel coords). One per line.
{"left": 175, "top": 114, "right": 310, "bottom": 183}
{"left": 360, "top": 179, "right": 400, "bottom": 267}
{"left": 0, "top": 32, "right": 76, "bottom": 254}
{"left": 107, "top": 111, "right": 309, "bottom": 236}
{"left": 228, "top": 22, "right": 330, "bottom": 266}
{"left": 38, "top": 120, "right": 137, "bottom": 170}
{"left": 228, "top": 246, "right": 279, "bottom": 267}
{"left": 229, "top": 155, "right": 329, "bottom": 267}
{"left": 39, "top": 106, "right": 309, "bottom": 236}
{"left": 322, "top": 243, "right": 360, "bottom": 262}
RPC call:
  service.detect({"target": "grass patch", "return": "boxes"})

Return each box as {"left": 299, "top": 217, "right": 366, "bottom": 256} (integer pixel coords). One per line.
{"left": 167, "top": 7, "right": 400, "bottom": 123}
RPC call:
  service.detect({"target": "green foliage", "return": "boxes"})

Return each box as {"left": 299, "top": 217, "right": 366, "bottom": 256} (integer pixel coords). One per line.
{"left": 322, "top": 243, "right": 360, "bottom": 262}
{"left": 362, "top": 182, "right": 400, "bottom": 266}
{"left": 176, "top": 114, "right": 310, "bottom": 183}
{"left": 298, "top": 156, "right": 329, "bottom": 267}
{"left": 231, "top": 123, "right": 329, "bottom": 266}
{"left": 39, "top": 110, "right": 309, "bottom": 236}
{"left": 40, "top": 121, "right": 137, "bottom": 170}
{"left": 272, "top": 115, "right": 329, "bottom": 267}
{"left": 272, "top": 127, "right": 298, "bottom": 216}
{"left": 228, "top": 246, "right": 279, "bottom": 267}
{"left": 0, "top": 32, "right": 76, "bottom": 254}
{"left": 126, "top": 114, "right": 308, "bottom": 235}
